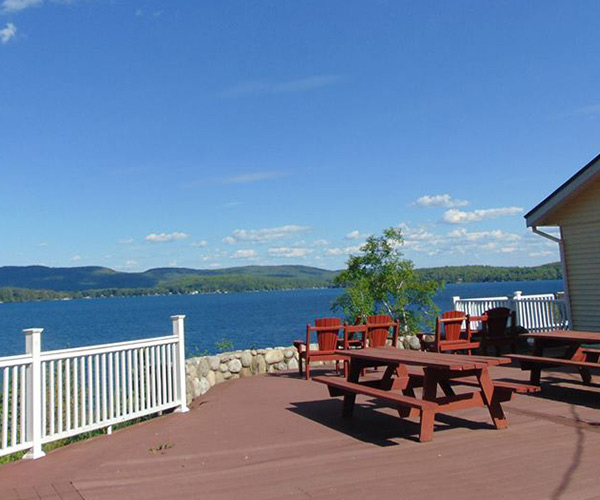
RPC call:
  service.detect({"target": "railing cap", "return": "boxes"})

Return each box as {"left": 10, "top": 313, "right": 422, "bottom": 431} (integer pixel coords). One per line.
{"left": 170, "top": 315, "right": 186, "bottom": 320}
{"left": 23, "top": 328, "right": 43, "bottom": 335}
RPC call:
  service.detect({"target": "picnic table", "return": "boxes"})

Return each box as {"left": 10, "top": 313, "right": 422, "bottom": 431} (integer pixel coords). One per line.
{"left": 506, "top": 330, "right": 600, "bottom": 385}
{"left": 313, "top": 347, "right": 537, "bottom": 442}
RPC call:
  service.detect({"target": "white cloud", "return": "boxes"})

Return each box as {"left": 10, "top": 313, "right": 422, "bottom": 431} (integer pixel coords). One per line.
{"left": 71, "top": 254, "right": 82, "bottom": 262}
{"left": 443, "top": 207, "right": 523, "bottom": 224}
{"left": 191, "top": 240, "right": 208, "bottom": 247}
{"left": 231, "top": 249, "right": 257, "bottom": 259}
{"left": 268, "top": 247, "right": 312, "bottom": 258}
{"left": 312, "top": 239, "right": 329, "bottom": 247}
{"left": 117, "top": 238, "right": 134, "bottom": 244}
{"left": 2, "top": 0, "right": 42, "bottom": 13}
{"left": 0, "top": 22, "right": 17, "bottom": 44}
{"left": 344, "top": 230, "right": 363, "bottom": 240}
{"left": 415, "top": 194, "right": 469, "bottom": 208}
{"left": 529, "top": 250, "right": 557, "bottom": 258}
{"left": 221, "top": 75, "right": 340, "bottom": 98}
{"left": 145, "top": 232, "right": 189, "bottom": 243}
{"left": 325, "top": 245, "right": 362, "bottom": 256}
{"left": 223, "top": 225, "right": 310, "bottom": 244}
{"left": 447, "top": 228, "right": 521, "bottom": 242}
{"left": 37, "top": 241, "right": 48, "bottom": 247}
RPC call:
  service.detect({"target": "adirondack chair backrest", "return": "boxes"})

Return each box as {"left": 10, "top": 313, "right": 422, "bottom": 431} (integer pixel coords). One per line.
{"left": 484, "top": 308, "right": 513, "bottom": 337}
{"left": 314, "top": 317, "right": 342, "bottom": 351}
{"left": 438, "top": 310, "right": 468, "bottom": 342}
{"left": 366, "top": 314, "right": 393, "bottom": 348}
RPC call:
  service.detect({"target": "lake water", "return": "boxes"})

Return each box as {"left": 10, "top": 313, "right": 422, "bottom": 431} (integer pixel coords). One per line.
{"left": 0, "top": 279, "right": 564, "bottom": 357}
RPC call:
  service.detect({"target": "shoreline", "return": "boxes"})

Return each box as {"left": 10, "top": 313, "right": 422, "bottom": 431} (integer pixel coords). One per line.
{"left": 0, "top": 278, "right": 565, "bottom": 306}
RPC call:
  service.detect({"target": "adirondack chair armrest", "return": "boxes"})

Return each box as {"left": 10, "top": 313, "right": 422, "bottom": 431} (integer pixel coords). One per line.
{"left": 293, "top": 340, "right": 306, "bottom": 353}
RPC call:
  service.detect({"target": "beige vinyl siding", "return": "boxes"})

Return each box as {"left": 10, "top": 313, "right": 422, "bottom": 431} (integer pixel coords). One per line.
{"left": 550, "top": 176, "right": 600, "bottom": 226}
{"left": 562, "top": 221, "right": 600, "bottom": 332}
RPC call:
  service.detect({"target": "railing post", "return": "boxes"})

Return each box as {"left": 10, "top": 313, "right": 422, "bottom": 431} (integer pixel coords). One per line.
{"left": 23, "top": 328, "right": 45, "bottom": 460}
{"left": 452, "top": 296, "right": 461, "bottom": 311}
{"left": 171, "top": 315, "right": 189, "bottom": 413}
{"left": 512, "top": 291, "right": 523, "bottom": 329}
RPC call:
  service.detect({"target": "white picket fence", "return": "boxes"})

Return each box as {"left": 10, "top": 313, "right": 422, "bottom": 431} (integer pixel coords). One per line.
{"left": 453, "top": 291, "right": 569, "bottom": 332}
{"left": 0, "top": 315, "right": 188, "bottom": 460}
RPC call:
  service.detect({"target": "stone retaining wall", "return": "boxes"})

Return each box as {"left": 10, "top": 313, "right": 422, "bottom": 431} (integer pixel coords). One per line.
{"left": 185, "top": 336, "right": 423, "bottom": 404}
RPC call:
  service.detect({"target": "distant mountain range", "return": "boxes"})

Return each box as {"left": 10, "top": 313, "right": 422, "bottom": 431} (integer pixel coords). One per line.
{"left": 0, "top": 265, "right": 338, "bottom": 293}
{"left": 0, "top": 263, "right": 562, "bottom": 303}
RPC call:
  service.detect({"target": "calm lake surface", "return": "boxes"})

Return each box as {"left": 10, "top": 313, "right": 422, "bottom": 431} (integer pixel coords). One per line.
{"left": 0, "top": 279, "right": 564, "bottom": 357}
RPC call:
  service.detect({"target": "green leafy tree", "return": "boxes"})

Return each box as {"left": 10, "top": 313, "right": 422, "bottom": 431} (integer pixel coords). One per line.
{"left": 332, "top": 227, "right": 442, "bottom": 333}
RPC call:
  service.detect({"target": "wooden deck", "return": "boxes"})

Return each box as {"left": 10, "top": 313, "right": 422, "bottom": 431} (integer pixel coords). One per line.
{"left": 1, "top": 364, "right": 600, "bottom": 499}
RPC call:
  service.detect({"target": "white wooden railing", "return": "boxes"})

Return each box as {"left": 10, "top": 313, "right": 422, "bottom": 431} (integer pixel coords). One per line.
{"left": 0, "top": 315, "right": 188, "bottom": 460}
{"left": 453, "top": 291, "right": 569, "bottom": 332}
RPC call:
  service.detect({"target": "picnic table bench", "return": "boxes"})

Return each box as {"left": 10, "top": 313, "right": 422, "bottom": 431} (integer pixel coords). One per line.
{"left": 505, "top": 330, "right": 600, "bottom": 385}
{"left": 313, "top": 347, "right": 536, "bottom": 442}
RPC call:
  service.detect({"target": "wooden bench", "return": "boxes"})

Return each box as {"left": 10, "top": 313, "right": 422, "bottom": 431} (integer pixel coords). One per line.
{"left": 506, "top": 353, "right": 600, "bottom": 385}
{"left": 313, "top": 375, "right": 438, "bottom": 442}
{"left": 400, "top": 367, "right": 540, "bottom": 401}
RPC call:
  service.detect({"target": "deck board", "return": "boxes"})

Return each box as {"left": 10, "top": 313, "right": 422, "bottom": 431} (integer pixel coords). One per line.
{"left": 0, "top": 364, "right": 599, "bottom": 499}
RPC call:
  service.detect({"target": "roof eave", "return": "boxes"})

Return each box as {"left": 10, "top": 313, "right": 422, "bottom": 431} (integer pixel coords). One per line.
{"left": 525, "top": 152, "right": 600, "bottom": 227}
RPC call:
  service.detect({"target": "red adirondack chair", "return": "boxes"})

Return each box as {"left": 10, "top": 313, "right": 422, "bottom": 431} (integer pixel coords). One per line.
{"left": 365, "top": 314, "right": 399, "bottom": 348}
{"left": 479, "top": 307, "right": 519, "bottom": 356}
{"left": 430, "top": 310, "right": 480, "bottom": 355}
{"left": 294, "top": 317, "right": 348, "bottom": 380}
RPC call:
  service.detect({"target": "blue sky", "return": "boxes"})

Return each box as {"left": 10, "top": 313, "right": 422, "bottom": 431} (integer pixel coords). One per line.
{"left": 1, "top": 1, "right": 599, "bottom": 272}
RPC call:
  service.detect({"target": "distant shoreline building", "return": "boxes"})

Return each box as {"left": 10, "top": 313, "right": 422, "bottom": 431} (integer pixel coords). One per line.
{"left": 525, "top": 153, "right": 600, "bottom": 332}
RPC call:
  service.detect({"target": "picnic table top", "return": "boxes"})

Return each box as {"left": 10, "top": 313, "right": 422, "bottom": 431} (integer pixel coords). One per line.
{"left": 521, "top": 330, "right": 600, "bottom": 343}
{"left": 335, "top": 347, "right": 509, "bottom": 371}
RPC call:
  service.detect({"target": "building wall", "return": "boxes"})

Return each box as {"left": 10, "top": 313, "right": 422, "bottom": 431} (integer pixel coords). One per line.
{"left": 555, "top": 178, "right": 600, "bottom": 331}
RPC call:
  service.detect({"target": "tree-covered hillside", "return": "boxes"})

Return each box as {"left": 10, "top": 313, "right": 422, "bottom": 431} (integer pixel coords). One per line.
{"left": 0, "top": 262, "right": 562, "bottom": 303}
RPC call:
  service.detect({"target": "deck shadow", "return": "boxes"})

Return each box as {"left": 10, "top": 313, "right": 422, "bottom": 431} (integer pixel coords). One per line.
{"left": 527, "top": 380, "right": 600, "bottom": 411}
{"left": 287, "top": 398, "right": 494, "bottom": 447}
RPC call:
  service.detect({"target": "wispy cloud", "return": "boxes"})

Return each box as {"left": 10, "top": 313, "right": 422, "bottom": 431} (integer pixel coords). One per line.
{"left": 1, "top": 0, "right": 42, "bottom": 13}
{"left": 325, "top": 245, "right": 362, "bottom": 256}
{"left": 344, "top": 230, "right": 367, "bottom": 240}
{"left": 0, "top": 22, "right": 16, "bottom": 43}
{"left": 231, "top": 249, "right": 257, "bottom": 260}
{"left": 223, "top": 225, "right": 310, "bottom": 244}
{"left": 220, "top": 75, "right": 340, "bottom": 98}
{"left": 116, "top": 259, "right": 139, "bottom": 270}
{"left": 447, "top": 228, "right": 521, "bottom": 242}
{"left": 415, "top": 194, "right": 469, "bottom": 208}
{"left": 71, "top": 254, "right": 82, "bottom": 262}
{"left": 190, "top": 240, "right": 208, "bottom": 248}
{"left": 186, "top": 170, "right": 286, "bottom": 187}
{"left": 572, "top": 103, "right": 600, "bottom": 116}
{"left": 145, "top": 232, "right": 189, "bottom": 243}
{"left": 268, "top": 247, "right": 312, "bottom": 258}
{"left": 443, "top": 207, "right": 523, "bottom": 224}
{"left": 220, "top": 171, "right": 285, "bottom": 184}
{"left": 117, "top": 238, "right": 134, "bottom": 244}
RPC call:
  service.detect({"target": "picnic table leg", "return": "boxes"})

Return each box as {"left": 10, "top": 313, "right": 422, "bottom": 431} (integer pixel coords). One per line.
{"left": 476, "top": 367, "right": 508, "bottom": 430}
{"left": 422, "top": 368, "right": 438, "bottom": 401}
{"left": 438, "top": 380, "right": 455, "bottom": 397}
{"left": 529, "top": 339, "right": 544, "bottom": 385}
{"left": 419, "top": 408, "right": 435, "bottom": 443}
{"left": 568, "top": 346, "right": 593, "bottom": 384}
{"left": 342, "top": 360, "right": 363, "bottom": 418}
{"left": 578, "top": 368, "right": 592, "bottom": 385}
